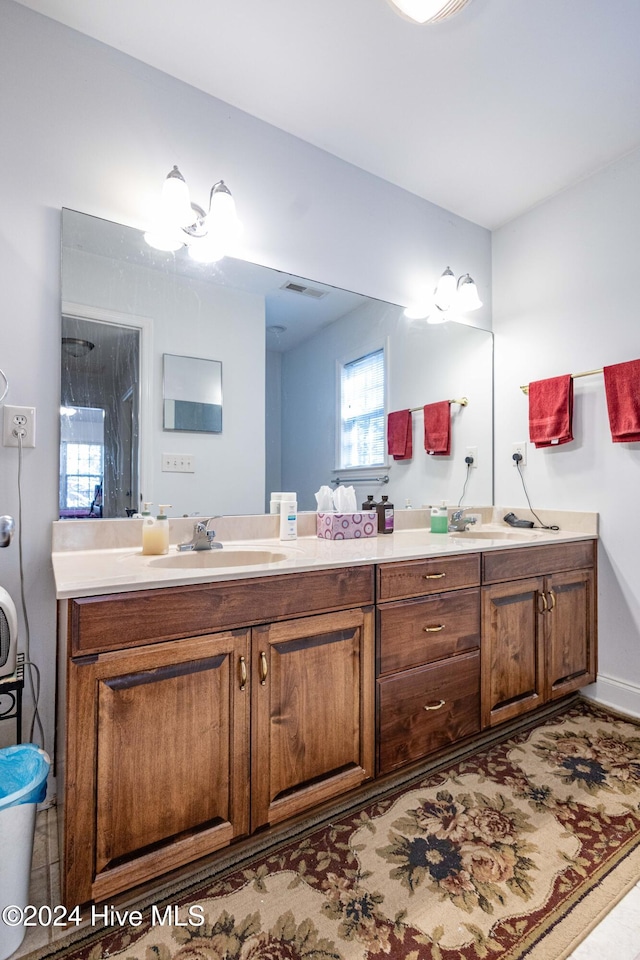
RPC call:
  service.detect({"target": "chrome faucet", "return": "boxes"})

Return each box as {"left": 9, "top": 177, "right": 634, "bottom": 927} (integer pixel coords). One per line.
{"left": 177, "top": 517, "right": 223, "bottom": 551}
{"left": 0, "top": 515, "right": 14, "bottom": 548}
{"left": 448, "top": 510, "right": 477, "bottom": 533}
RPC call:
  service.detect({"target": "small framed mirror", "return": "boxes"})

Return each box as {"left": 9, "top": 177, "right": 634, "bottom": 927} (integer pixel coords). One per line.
{"left": 163, "top": 354, "right": 223, "bottom": 433}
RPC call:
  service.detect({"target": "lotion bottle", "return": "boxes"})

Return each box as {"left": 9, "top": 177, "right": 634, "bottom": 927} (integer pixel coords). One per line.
{"left": 279, "top": 500, "right": 298, "bottom": 541}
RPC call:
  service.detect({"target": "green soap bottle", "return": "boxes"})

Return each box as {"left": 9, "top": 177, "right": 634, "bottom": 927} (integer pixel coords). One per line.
{"left": 430, "top": 501, "right": 448, "bottom": 534}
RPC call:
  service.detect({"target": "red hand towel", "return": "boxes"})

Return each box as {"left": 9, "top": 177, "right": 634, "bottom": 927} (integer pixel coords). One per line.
{"left": 387, "top": 409, "right": 412, "bottom": 460}
{"left": 603, "top": 359, "right": 640, "bottom": 442}
{"left": 423, "top": 401, "right": 450, "bottom": 456}
{"left": 528, "top": 375, "right": 574, "bottom": 448}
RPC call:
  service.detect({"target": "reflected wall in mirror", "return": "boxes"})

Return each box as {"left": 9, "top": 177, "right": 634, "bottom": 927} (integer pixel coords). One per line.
{"left": 61, "top": 208, "right": 493, "bottom": 518}
{"left": 163, "top": 354, "right": 222, "bottom": 433}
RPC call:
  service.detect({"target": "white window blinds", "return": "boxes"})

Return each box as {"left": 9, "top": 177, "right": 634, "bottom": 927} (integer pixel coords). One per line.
{"left": 340, "top": 347, "right": 385, "bottom": 468}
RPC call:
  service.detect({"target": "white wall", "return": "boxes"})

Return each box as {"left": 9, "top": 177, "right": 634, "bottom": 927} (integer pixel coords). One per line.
{"left": 281, "top": 300, "right": 493, "bottom": 511}
{"left": 493, "top": 146, "right": 640, "bottom": 717}
{"left": 0, "top": 0, "right": 491, "bottom": 753}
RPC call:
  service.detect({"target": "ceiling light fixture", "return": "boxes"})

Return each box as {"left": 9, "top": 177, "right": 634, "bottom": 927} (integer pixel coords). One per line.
{"left": 385, "top": 0, "right": 473, "bottom": 25}
{"left": 62, "top": 337, "right": 95, "bottom": 358}
{"left": 404, "top": 266, "right": 482, "bottom": 323}
{"left": 144, "top": 165, "right": 242, "bottom": 263}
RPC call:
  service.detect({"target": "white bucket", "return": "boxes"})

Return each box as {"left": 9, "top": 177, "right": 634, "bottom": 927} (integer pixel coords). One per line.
{"left": 0, "top": 802, "right": 38, "bottom": 959}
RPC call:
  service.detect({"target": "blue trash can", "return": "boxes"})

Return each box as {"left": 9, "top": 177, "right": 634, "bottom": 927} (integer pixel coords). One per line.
{"left": 0, "top": 744, "right": 50, "bottom": 960}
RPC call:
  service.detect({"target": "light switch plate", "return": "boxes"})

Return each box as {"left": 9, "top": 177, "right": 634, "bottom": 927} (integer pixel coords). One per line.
{"left": 162, "top": 454, "right": 195, "bottom": 473}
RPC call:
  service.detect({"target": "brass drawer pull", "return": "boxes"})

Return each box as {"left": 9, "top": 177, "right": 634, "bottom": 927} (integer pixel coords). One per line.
{"left": 424, "top": 699, "right": 446, "bottom": 711}
{"left": 547, "top": 589, "right": 556, "bottom": 611}
{"left": 538, "top": 592, "right": 548, "bottom": 614}
{"left": 239, "top": 656, "right": 247, "bottom": 691}
{"left": 259, "top": 651, "right": 268, "bottom": 685}
{"left": 423, "top": 624, "right": 445, "bottom": 632}
{"left": 423, "top": 572, "right": 446, "bottom": 580}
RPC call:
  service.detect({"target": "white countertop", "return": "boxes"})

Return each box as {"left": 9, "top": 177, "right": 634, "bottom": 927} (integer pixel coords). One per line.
{"left": 52, "top": 510, "right": 598, "bottom": 599}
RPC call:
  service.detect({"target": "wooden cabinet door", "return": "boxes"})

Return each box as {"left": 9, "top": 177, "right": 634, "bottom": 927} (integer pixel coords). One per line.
{"left": 251, "top": 607, "right": 375, "bottom": 828}
{"left": 65, "top": 630, "right": 250, "bottom": 906}
{"left": 481, "top": 578, "right": 545, "bottom": 727}
{"left": 545, "top": 568, "right": 596, "bottom": 700}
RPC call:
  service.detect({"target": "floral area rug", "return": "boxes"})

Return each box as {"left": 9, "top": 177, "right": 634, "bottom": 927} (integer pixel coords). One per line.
{"left": 35, "top": 700, "right": 640, "bottom": 960}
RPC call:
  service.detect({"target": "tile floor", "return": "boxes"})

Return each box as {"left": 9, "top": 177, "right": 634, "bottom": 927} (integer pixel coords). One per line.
{"left": 8, "top": 807, "right": 640, "bottom": 959}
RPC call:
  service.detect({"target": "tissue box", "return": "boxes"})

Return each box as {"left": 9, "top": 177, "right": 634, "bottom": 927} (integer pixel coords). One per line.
{"left": 317, "top": 512, "right": 377, "bottom": 540}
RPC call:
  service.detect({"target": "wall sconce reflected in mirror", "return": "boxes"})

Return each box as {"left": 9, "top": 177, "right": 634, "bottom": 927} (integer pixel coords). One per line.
{"left": 404, "top": 266, "right": 482, "bottom": 323}
{"left": 144, "top": 165, "right": 243, "bottom": 264}
{"left": 385, "top": 0, "right": 473, "bottom": 25}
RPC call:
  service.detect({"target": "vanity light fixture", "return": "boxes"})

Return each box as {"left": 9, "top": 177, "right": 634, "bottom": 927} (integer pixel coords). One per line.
{"left": 144, "top": 165, "right": 242, "bottom": 263}
{"left": 385, "top": 0, "right": 473, "bottom": 25}
{"left": 404, "top": 266, "right": 482, "bottom": 322}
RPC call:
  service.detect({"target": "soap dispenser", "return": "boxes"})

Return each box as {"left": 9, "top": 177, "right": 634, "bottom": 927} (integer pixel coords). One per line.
{"left": 141, "top": 503, "right": 171, "bottom": 555}
{"left": 430, "top": 500, "right": 449, "bottom": 534}
{"left": 155, "top": 505, "right": 171, "bottom": 555}
{"left": 141, "top": 503, "right": 155, "bottom": 556}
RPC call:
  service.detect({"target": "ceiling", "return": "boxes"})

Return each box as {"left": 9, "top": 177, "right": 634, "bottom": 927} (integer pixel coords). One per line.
{"left": 15, "top": 0, "right": 640, "bottom": 228}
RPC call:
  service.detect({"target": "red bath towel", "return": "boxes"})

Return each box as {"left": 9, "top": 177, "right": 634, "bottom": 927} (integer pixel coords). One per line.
{"left": 387, "top": 409, "right": 412, "bottom": 460}
{"left": 423, "top": 401, "right": 450, "bottom": 456}
{"left": 603, "top": 359, "right": 640, "bottom": 442}
{"left": 528, "top": 375, "right": 574, "bottom": 448}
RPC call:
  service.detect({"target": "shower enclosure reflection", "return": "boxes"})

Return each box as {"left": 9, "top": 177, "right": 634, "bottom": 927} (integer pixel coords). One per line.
{"left": 60, "top": 314, "right": 140, "bottom": 519}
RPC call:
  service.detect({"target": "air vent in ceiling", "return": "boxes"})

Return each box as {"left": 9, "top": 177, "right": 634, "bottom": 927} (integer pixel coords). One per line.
{"left": 281, "top": 281, "right": 328, "bottom": 300}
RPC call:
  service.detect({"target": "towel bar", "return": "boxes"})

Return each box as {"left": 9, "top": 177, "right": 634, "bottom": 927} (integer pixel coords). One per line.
{"left": 331, "top": 475, "right": 389, "bottom": 485}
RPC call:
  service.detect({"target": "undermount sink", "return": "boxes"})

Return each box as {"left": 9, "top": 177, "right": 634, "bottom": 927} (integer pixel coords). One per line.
{"left": 149, "top": 549, "right": 289, "bottom": 569}
{"left": 450, "top": 529, "right": 542, "bottom": 540}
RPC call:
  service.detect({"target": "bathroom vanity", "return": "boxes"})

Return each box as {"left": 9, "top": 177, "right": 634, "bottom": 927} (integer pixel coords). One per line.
{"left": 53, "top": 511, "right": 597, "bottom": 907}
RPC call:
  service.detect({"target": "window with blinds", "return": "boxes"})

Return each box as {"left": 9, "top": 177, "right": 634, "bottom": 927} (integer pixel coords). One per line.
{"left": 339, "top": 347, "right": 385, "bottom": 468}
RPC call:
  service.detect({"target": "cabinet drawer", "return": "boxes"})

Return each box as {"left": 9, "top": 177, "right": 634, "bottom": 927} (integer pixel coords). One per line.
{"left": 482, "top": 539, "right": 595, "bottom": 584}
{"left": 377, "top": 650, "right": 480, "bottom": 774}
{"left": 377, "top": 588, "right": 479, "bottom": 675}
{"left": 68, "top": 565, "right": 374, "bottom": 655}
{"left": 377, "top": 553, "right": 480, "bottom": 601}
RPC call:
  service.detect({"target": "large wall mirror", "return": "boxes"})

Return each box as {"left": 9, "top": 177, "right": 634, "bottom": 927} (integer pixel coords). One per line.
{"left": 60, "top": 208, "right": 493, "bottom": 519}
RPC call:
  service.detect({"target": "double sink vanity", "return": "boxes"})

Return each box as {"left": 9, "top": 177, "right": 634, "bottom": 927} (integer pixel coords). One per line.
{"left": 52, "top": 508, "right": 598, "bottom": 908}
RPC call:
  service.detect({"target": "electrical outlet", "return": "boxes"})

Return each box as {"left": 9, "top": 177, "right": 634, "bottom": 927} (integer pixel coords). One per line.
{"left": 162, "top": 453, "right": 195, "bottom": 473}
{"left": 465, "top": 446, "right": 478, "bottom": 468}
{"left": 512, "top": 441, "right": 527, "bottom": 466}
{"left": 3, "top": 405, "right": 36, "bottom": 448}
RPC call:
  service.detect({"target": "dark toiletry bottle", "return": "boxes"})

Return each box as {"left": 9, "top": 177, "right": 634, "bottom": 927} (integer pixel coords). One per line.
{"left": 362, "top": 495, "right": 376, "bottom": 511}
{"left": 376, "top": 495, "right": 394, "bottom": 534}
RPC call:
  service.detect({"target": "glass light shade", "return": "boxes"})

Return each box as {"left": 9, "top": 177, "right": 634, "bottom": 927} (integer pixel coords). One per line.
{"left": 187, "top": 235, "right": 227, "bottom": 264}
{"left": 456, "top": 274, "right": 483, "bottom": 312}
{"left": 433, "top": 267, "right": 456, "bottom": 311}
{"left": 143, "top": 228, "right": 184, "bottom": 252}
{"left": 386, "top": 0, "right": 472, "bottom": 25}
{"left": 208, "top": 184, "right": 242, "bottom": 240}
{"left": 427, "top": 309, "right": 450, "bottom": 324}
{"left": 403, "top": 300, "right": 432, "bottom": 320}
{"left": 160, "top": 166, "right": 195, "bottom": 229}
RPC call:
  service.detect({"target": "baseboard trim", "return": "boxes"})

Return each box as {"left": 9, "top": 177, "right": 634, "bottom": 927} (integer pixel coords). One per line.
{"left": 582, "top": 674, "right": 640, "bottom": 719}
